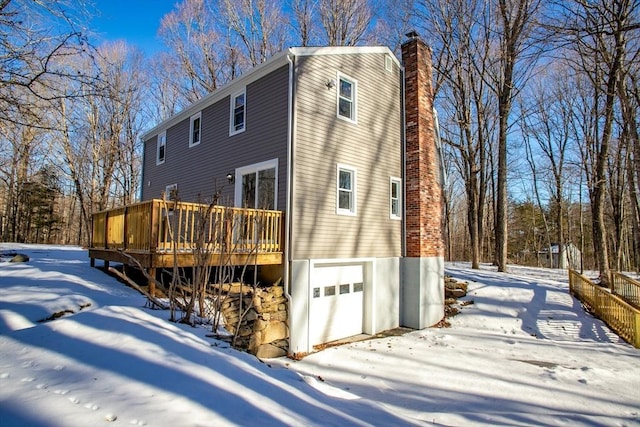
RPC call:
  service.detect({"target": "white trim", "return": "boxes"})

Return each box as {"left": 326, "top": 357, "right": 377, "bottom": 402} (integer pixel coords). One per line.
{"left": 189, "top": 112, "right": 201, "bottom": 147}
{"left": 229, "top": 87, "right": 246, "bottom": 136}
{"left": 234, "top": 158, "right": 279, "bottom": 209}
{"left": 336, "top": 163, "right": 357, "bottom": 216}
{"left": 390, "top": 177, "right": 402, "bottom": 220}
{"left": 156, "top": 131, "right": 166, "bottom": 165}
{"left": 292, "top": 46, "right": 398, "bottom": 62}
{"left": 336, "top": 72, "right": 357, "bottom": 124}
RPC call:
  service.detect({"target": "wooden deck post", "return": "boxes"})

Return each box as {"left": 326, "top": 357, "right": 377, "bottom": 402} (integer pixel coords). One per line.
{"left": 103, "top": 209, "right": 108, "bottom": 249}
{"left": 148, "top": 268, "right": 156, "bottom": 296}
{"left": 150, "top": 201, "right": 159, "bottom": 253}
{"left": 123, "top": 206, "right": 128, "bottom": 250}
{"left": 635, "top": 312, "right": 640, "bottom": 348}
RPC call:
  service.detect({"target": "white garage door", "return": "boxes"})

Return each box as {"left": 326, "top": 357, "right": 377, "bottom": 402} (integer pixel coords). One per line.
{"left": 309, "top": 264, "right": 364, "bottom": 346}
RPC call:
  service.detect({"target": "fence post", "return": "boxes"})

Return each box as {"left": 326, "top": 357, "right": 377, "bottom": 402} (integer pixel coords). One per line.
{"left": 569, "top": 270, "right": 576, "bottom": 295}
{"left": 635, "top": 311, "right": 640, "bottom": 348}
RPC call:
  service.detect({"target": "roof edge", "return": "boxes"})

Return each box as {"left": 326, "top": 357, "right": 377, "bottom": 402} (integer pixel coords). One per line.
{"left": 141, "top": 45, "right": 398, "bottom": 141}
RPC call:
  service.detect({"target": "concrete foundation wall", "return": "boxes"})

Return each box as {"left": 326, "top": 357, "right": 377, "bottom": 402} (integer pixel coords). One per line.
{"left": 289, "top": 259, "right": 310, "bottom": 355}
{"left": 401, "top": 256, "right": 444, "bottom": 329}
{"left": 373, "top": 257, "right": 400, "bottom": 332}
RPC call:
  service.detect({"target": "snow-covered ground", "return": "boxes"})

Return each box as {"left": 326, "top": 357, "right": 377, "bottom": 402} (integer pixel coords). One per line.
{"left": 0, "top": 244, "right": 638, "bottom": 426}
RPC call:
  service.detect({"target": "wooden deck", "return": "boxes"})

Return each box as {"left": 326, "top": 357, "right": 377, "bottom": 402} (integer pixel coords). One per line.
{"left": 89, "top": 199, "right": 284, "bottom": 273}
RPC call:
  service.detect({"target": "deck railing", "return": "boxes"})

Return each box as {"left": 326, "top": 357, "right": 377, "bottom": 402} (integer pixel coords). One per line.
{"left": 91, "top": 199, "right": 283, "bottom": 255}
{"left": 611, "top": 272, "right": 640, "bottom": 309}
{"left": 568, "top": 270, "right": 640, "bottom": 348}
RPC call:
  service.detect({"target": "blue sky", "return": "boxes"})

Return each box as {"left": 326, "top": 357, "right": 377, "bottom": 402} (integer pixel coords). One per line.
{"left": 88, "top": 0, "right": 178, "bottom": 54}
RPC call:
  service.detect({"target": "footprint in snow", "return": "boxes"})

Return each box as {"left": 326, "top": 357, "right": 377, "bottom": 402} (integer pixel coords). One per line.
{"left": 0, "top": 373, "right": 9, "bottom": 379}
{"left": 53, "top": 389, "right": 69, "bottom": 395}
{"left": 53, "top": 365, "right": 64, "bottom": 371}
{"left": 84, "top": 402, "right": 100, "bottom": 411}
{"left": 36, "top": 383, "right": 48, "bottom": 390}
{"left": 68, "top": 396, "right": 80, "bottom": 404}
{"left": 129, "top": 419, "right": 147, "bottom": 426}
{"left": 105, "top": 413, "right": 118, "bottom": 422}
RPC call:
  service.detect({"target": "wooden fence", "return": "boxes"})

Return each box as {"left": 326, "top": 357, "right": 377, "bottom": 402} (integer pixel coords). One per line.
{"left": 568, "top": 270, "right": 640, "bottom": 348}
{"left": 611, "top": 272, "right": 640, "bottom": 309}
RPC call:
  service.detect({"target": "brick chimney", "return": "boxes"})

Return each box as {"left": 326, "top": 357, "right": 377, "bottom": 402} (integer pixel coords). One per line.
{"left": 400, "top": 32, "right": 444, "bottom": 329}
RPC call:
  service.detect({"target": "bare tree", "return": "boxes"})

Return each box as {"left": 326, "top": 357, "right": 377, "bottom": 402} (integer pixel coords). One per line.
{"left": 147, "top": 55, "right": 183, "bottom": 121}
{"left": 490, "top": 0, "right": 543, "bottom": 272}
{"left": 290, "top": 0, "right": 317, "bottom": 46}
{"left": 369, "top": 0, "right": 417, "bottom": 52}
{"left": 417, "top": 0, "right": 495, "bottom": 268}
{"left": 0, "top": 116, "right": 49, "bottom": 241}
{"left": 553, "top": 0, "right": 639, "bottom": 285}
{"left": 318, "top": 0, "right": 373, "bottom": 46}
{"left": 620, "top": 70, "right": 640, "bottom": 271}
{"left": 222, "top": 0, "right": 287, "bottom": 66}
{"left": 157, "top": 0, "right": 226, "bottom": 106}
{"left": 519, "top": 64, "right": 576, "bottom": 259}
{"left": 52, "top": 42, "right": 145, "bottom": 243}
{"left": 103, "top": 43, "right": 146, "bottom": 205}
{"left": 0, "top": 0, "right": 94, "bottom": 127}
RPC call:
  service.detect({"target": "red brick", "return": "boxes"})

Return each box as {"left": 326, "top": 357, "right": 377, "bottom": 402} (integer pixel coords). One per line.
{"left": 402, "top": 37, "right": 444, "bottom": 258}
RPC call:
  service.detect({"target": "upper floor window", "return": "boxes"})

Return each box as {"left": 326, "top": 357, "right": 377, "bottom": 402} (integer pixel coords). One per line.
{"left": 337, "top": 164, "right": 357, "bottom": 216}
{"left": 337, "top": 73, "right": 357, "bottom": 123}
{"left": 189, "top": 112, "right": 201, "bottom": 147}
{"left": 156, "top": 131, "right": 166, "bottom": 165}
{"left": 230, "top": 88, "right": 246, "bottom": 136}
{"left": 390, "top": 177, "right": 401, "bottom": 220}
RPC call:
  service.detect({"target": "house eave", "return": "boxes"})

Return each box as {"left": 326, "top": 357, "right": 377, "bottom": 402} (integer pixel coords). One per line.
{"left": 141, "top": 49, "right": 293, "bottom": 142}
{"left": 289, "top": 46, "right": 399, "bottom": 66}
{"left": 141, "top": 46, "right": 399, "bottom": 142}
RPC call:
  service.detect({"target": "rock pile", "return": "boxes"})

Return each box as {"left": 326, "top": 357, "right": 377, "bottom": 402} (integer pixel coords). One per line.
{"left": 219, "top": 283, "right": 289, "bottom": 359}
{"left": 438, "top": 276, "right": 470, "bottom": 327}
{"left": 0, "top": 252, "right": 29, "bottom": 263}
{"left": 445, "top": 276, "right": 467, "bottom": 299}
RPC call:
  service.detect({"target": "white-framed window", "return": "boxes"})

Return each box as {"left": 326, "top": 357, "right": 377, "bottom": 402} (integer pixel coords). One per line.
{"left": 390, "top": 177, "right": 402, "bottom": 220}
{"left": 156, "top": 131, "right": 166, "bottom": 165}
{"left": 229, "top": 88, "right": 246, "bottom": 136}
{"left": 189, "top": 112, "right": 201, "bottom": 147}
{"left": 337, "top": 73, "right": 357, "bottom": 123}
{"left": 234, "top": 158, "right": 278, "bottom": 210}
{"left": 165, "top": 183, "right": 178, "bottom": 200}
{"left": 336, "top": 164, "right": 357, "bottom": 216}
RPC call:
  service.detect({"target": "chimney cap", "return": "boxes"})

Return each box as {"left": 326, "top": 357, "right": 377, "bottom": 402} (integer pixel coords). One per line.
{"left": 405, "top": 30, "right": 420, "bottom": 40}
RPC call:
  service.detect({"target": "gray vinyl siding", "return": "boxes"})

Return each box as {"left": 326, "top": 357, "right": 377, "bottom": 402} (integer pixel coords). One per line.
{"left": 292, "top": 53, "right": 402, "bottom": 259}
{"left": 142, "top": 65, "right": 290, "bottom": 209}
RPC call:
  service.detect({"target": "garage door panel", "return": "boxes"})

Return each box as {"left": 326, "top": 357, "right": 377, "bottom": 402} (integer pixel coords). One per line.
{"left": 310, "top": 264, "right": 364, "bottom": 346}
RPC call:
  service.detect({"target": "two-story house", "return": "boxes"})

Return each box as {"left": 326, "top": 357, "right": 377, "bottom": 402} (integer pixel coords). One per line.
{"left": 134, "top": 35, "right": 444, "bottom": 354}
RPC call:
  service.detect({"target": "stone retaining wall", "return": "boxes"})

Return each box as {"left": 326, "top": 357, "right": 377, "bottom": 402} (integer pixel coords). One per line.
{"left": 219, "top": 284, "right": 289, "bottom": 358}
